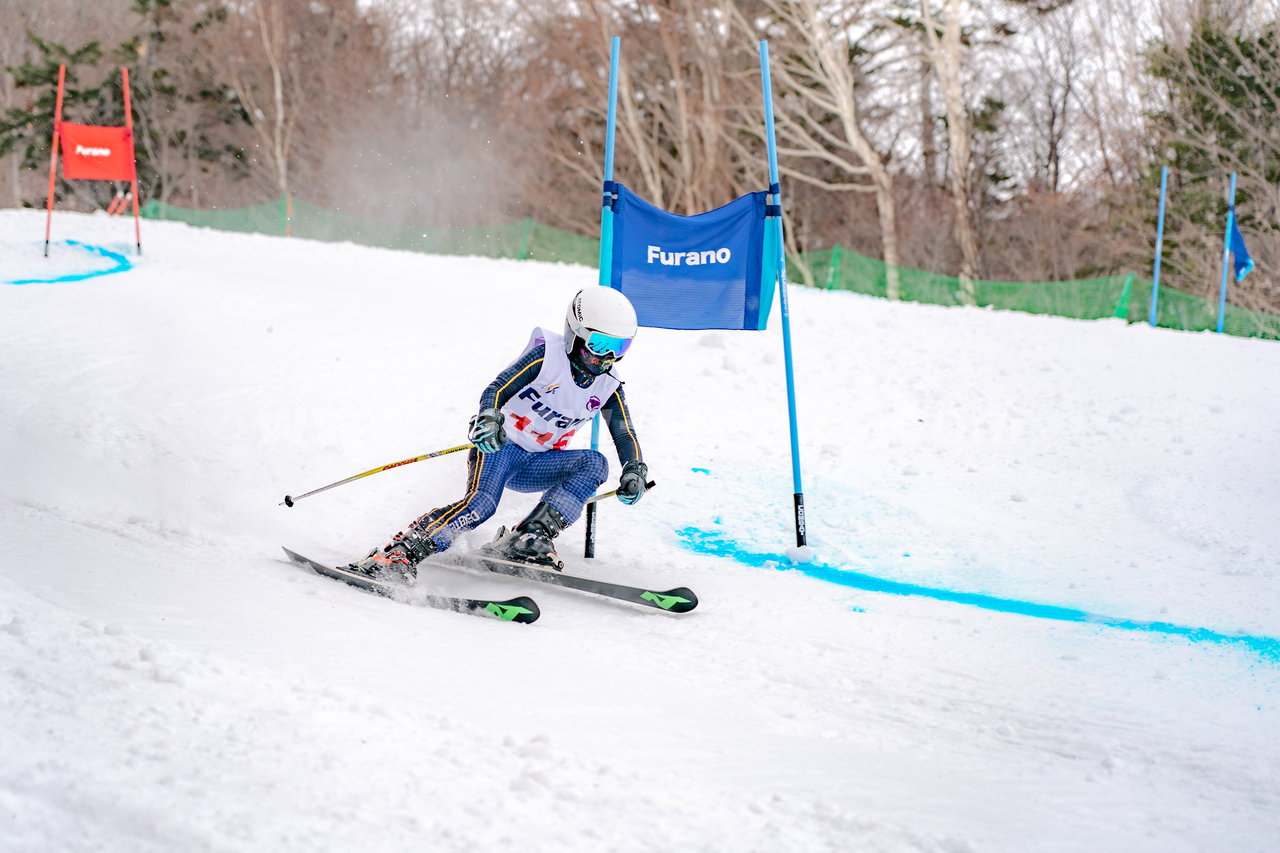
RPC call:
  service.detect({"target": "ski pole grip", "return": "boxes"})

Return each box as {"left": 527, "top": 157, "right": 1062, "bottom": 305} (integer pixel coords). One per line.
{"left": 585, "top": 480, "right": 656, "bottom": 504}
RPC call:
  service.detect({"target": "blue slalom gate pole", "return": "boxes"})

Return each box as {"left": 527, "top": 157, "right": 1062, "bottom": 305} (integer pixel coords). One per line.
{"left": 1149, "top": 165, "right": 1168, "bottom": 327}
{"left": 1217, "top": 173, "right": 1237, "bottom": 334}
{"left": 585, "top": 35, "right": 621, "bottom": 559}
{"left": 597, "top": 35, "right": 621, "bottom": 285}
{"left": 760, "top": 40, "right": 808, "bottom": 549}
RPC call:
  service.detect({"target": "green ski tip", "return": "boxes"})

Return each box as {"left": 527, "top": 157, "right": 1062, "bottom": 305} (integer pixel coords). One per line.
{"left": 485, "top": 599, "right": 539, "bottom": 623}
{"left": 640, "top": 589, "right": 697, "bottom": 612}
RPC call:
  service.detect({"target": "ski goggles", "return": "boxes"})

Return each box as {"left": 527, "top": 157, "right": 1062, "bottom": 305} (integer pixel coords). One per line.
{"left": 582, "top": 329, "right": 633, "bottom": 359}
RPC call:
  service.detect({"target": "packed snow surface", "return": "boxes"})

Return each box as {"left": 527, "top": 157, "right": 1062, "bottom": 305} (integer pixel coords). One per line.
{"left": 2, "top": 210, "right": 1278, "bottom": 852}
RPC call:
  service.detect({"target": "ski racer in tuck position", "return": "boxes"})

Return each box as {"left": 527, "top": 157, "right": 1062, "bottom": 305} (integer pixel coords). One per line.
{"left": 349, "top": 287, "right": 649, "bottom": 579}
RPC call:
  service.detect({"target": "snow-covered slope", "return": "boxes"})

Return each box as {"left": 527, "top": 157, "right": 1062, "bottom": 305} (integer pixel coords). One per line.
{"left": 2, "top": 210, "right": 1278, "bottom": 852}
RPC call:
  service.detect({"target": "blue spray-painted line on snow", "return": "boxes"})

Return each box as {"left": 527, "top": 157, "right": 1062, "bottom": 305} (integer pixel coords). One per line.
{"left": 676, "top": 526, "right": 1280, "bottom": 662}
{"left": 4, "top": 240, "right": 132, "bottom": 285}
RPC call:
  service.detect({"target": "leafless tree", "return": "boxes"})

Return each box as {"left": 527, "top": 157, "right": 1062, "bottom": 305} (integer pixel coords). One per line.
{"left": 314, "top": 0, "right": 527, "bottom": 226}
{"left": 192, "top": 0, "right": 390, "bottom": 203}
{"left": 921, "top": 0, "right": 979, "bottom": 294}
{"left": 1142, "top": 0, "right": 1279, "bottom": 311}
{"left": 0, "top": 0, "right": 136, "bottom": 208}
{"left": 0, "top": 0, "right": 41, "bottom": 207}
{"left": 509, "top": 0, "right": 763, "bottom": 235}
{"left": 3, "top": 0, "right": 1276, "bottom": 314}
{"left": 732, "top": 0, "right": 905, "bottom": 296}
{"left": 500, "top": 2, "right": 617, "bottom": 235}
{"left": 123, "top": 2, "right": 243, "bottom": 208}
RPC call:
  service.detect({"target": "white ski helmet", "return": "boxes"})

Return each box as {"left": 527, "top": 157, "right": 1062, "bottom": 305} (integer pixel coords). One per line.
{"left": 564, "top": 287, "right": 638, "bottom": 375}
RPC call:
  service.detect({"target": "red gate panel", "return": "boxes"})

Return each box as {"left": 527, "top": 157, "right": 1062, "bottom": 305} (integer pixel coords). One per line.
{"left": 59, "top": 123, "right": 134, "bottom": 181}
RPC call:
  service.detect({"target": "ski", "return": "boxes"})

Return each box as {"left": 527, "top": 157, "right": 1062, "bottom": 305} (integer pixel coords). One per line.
{"left": 282, "top": 547, "right": 539, "bottom": 624}
{"left": 443, "top": 551, "right": 698, "bottom": 613}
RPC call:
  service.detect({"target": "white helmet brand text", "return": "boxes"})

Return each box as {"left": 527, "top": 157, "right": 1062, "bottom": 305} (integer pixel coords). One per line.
{"left": 647, "top": 244, "right": 731, "bottom": 266}
{"left": 75, "top": 144, "right": 113, "bottom": 158}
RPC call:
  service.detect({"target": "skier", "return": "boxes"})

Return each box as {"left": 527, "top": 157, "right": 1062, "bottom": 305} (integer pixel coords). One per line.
{"left": 349, "top": 287, "right": 648, "bottom": 579}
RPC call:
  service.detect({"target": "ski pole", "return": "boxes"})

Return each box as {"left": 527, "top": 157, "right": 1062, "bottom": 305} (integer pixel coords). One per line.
{"left": 586, "top": 480, "right": 656, "bottom": 505}
{"left": 280, "top": 444, "right": 472, "bottom": 507}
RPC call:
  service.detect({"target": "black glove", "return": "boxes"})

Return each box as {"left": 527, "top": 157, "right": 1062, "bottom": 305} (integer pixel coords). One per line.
{"left": 468, "top": 408, "right": 507, "bottom": 453}
{"left": 617, "top": 460, "right": 648, "bottom": 505}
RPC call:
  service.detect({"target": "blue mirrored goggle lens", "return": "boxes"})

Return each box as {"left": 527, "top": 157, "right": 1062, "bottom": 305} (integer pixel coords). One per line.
{"left": 583, "top": 330, "right": 632, "bottom": 358}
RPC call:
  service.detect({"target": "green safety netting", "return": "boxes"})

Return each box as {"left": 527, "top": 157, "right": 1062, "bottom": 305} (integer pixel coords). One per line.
{"left": 792, "top": 246, "right": 1280, "bottom": 338}
{"left": 140, "top": 198, "right": 600, "bottom": 267}
{"left": 1126, "top": 278, "right": 1280, "bottom": 339}
{"left": 790, "top": 247, "right": 1134, "bottom": 319}
{"left": 142, "top": 197, "right": 288, "bottom": 235}
{"left": 140, "top": 197, "right": 1279, "bottom": 340}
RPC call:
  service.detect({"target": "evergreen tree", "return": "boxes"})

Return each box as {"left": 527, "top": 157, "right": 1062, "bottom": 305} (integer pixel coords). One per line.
{"left": 119, "top": 0, "right": 249, "bottom": 208}
{"left": 1146, "top": 18, "right": 1279, "bottom": 306}
{"left": 0, "top": 35, "right": 114, "bottom": 208}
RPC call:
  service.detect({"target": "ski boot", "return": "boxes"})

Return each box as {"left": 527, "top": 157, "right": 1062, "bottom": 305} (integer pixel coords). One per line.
{"left": 486, "top": 502, "right": 567, "bottom": 570}
{"left": 347, "top": 531, "right": 437, "bottom": 583}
